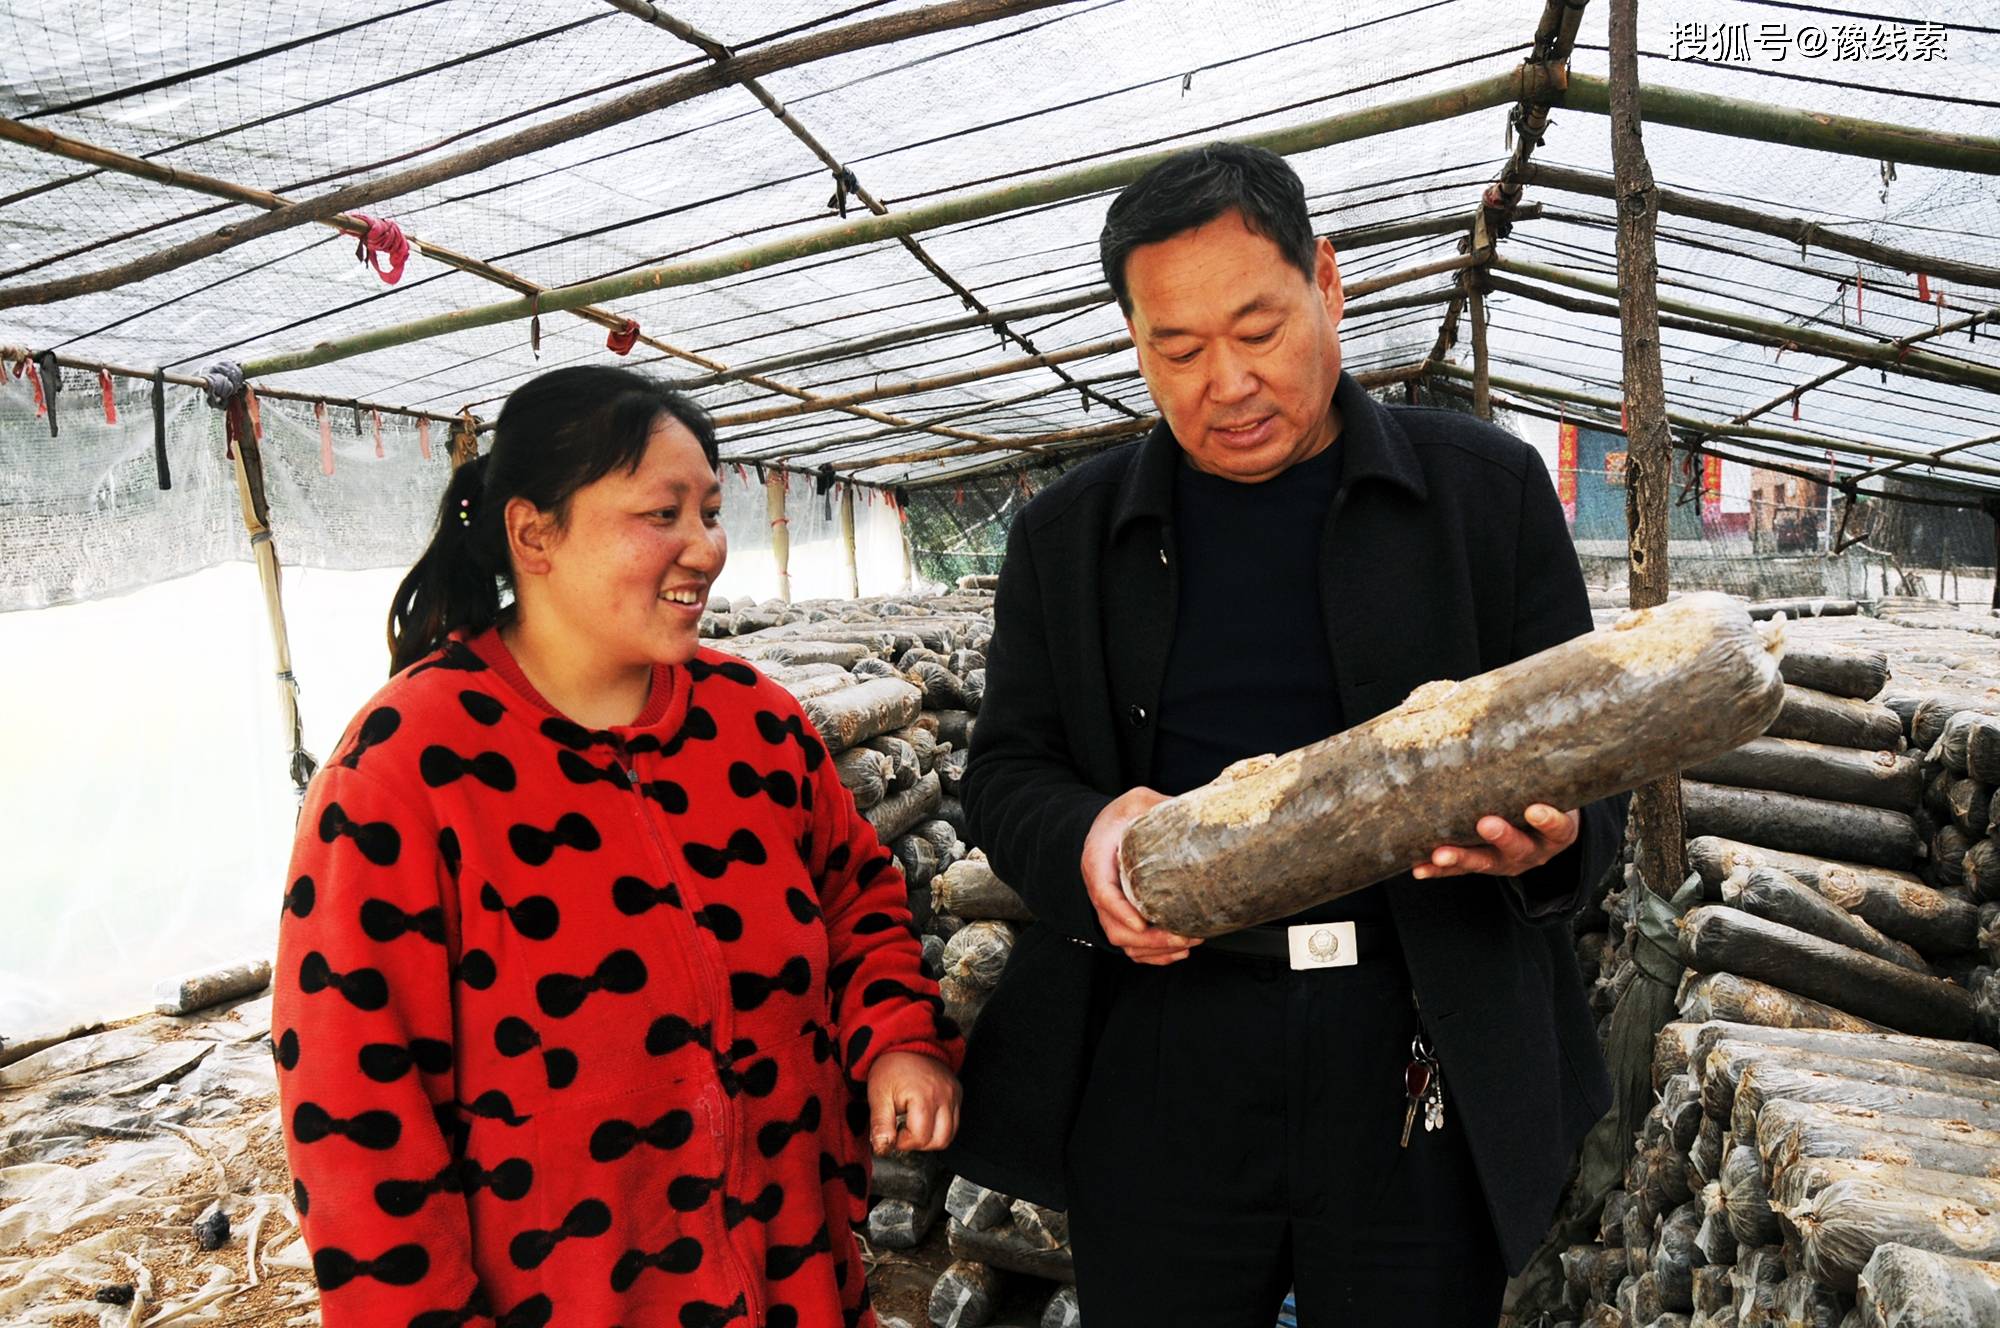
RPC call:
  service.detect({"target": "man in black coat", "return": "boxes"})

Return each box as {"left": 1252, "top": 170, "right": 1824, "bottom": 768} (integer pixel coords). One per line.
{"left": 950, "top": 144, "right": 1623, "bottom": 1327}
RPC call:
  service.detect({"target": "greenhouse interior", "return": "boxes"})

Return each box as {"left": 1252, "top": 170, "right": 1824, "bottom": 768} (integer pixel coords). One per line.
{"left": 3, "top": 0, "right": 2000, "bottom": 1324}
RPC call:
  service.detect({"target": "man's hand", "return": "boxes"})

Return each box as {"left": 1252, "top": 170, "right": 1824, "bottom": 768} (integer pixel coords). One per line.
{"left": 866, "top": 1051, "right": 961, "bottom": 1154}
{"left": 1082, "top": 787, "right": 1203, "bottom": 965}
{"left": 1410, "top": 804, "right": 1579, "bottom": 880}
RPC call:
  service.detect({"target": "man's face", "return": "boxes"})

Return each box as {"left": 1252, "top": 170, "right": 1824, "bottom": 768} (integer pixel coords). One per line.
{"left": 1121, "top": 209, "right": 1345, "bottom": 483}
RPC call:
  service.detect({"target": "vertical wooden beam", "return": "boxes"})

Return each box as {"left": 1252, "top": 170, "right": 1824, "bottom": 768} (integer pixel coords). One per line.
{"left": 766, "top": 472, "right": 792, "bottom": 603}
{"left": 900, "top": 520, "right": 916, "bottom": 592}
{"left": 223, "top": 399, "right": 317, "bottom": 794}
{"left": 1611, "top": 0, "right": 1687, "bottom": 896}
{"left": 839, "top": 483, "right": 860, "bottom": 599}
{"left": 1468, "top": 277, "right": 1493, "bottom": 422}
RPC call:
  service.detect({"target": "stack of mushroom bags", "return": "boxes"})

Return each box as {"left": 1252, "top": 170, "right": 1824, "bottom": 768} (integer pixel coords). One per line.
{"left": 1560, "top": 606, "right": 2000, "bottom": 1328}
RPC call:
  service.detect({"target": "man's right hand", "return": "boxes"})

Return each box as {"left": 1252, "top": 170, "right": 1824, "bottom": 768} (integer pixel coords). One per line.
{"left": 1081, "top": 788, "right": 1202, "bottom": 966}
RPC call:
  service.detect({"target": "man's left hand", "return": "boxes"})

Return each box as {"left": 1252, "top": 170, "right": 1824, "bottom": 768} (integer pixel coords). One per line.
{"left": 1410, "top": 804, "right": 1578, "bottom": 880}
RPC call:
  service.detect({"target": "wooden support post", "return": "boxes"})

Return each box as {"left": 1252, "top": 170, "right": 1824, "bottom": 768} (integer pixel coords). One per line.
{"left": 900, "top": 520, "right": 916, "bottom": 592}
{"left": 1468, "top": 276, "right": 1493, "bottom": 421}
{"left": 222, "top": 398, "right": 316, "bottom": 794}
{"left": 840, "top": 483, "right": 860, "bottom": 600}
{"left": 1611, "top": 0, "right": 1687, "bottom": 896}
{"left": 766, "top": 471, "right": 792, "bottom": 603}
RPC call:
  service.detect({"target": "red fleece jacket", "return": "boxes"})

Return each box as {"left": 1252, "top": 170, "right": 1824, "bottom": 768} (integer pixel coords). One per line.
{"left": 273, "top": 629, "right": 961, "bottom": 1328}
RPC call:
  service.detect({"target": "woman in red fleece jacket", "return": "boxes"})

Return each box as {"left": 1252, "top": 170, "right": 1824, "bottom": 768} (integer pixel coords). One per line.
{"left": 273, "top": 367, "right": 962, "bottom": 1328}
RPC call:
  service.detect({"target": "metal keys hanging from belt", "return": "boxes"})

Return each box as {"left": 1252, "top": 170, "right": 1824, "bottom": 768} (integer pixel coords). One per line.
{"left": 1401, "top": 1029, "right": 1445, "bottom": 1147}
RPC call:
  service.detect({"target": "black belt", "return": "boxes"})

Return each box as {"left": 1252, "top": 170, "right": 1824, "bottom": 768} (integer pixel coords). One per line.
{"left": 1200, "top": 919, "right": 1400, "bottom": 966}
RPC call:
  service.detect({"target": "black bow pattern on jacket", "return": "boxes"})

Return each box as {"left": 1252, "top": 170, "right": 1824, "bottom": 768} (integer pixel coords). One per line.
{"left": 408, "top": 1288, "right": 492, "bottom": 1328}
{"left": 716, "top": 1042, "right": 777, "bottom": 1098}
{"left": 684, "top": 828, "right": 767, "bottom": 879}
{"left": 668, "top": 1172, "right": 723, "bottom": 1212}
{"left": 756, "top": 1095, "right": 821, "bottom": 1158}
{"left": 298, "top": 952, "right": 389, "bottom": 1011}
{"left": 274, "top": 1028, "right": 300, "bottom": 1070}
{"left": 557, "top": 749, "right": 628, "bottom": 789}
{"left": 508, "top": 1198, "right": 611, "bottom": 1271}
{"left": 589, "top": 1107, "right": 694, "bottom": 1162}
{"left": 458, "top": 690, "right": 504, "bottom": 725}
{"left": 644, "top": 1014, "right": 713, "bottom": 1057}
{"left": 507, "top": 811, "right": 601, "bottom": 866}
{"left": 540, "top": 716, "right": 618, "bottom": 750}
{"left": 359, "top": 898, "right": 444, "bottom": 944}
{"left": 723, "top": 1182, "right": 784, "bottom": 1229}
{"left": 374, "top": 1155, "right": 533, "bottom": 1217}
{"left": 641, "top": 778, "right": 689, "bottom": 814}
{"left": 282, "top": 875, "right": 315, "bottom": 918}
{"left": 313, "top": 1241, "right": 429, "bottom": 1291}
{"left": 766, "top": 1223, "right": 831, "bottom": 1280}
{"left": 358, "top": 1037, "right": 452, "bottom": 1083}
{"left": 801, "top": 1019, "right": 837, "bottom": 1065}
{"left": 293, "top": 1102, "right": 401, "bottom": 1150}
{"left": 612, "top": 875, "right": 681, "bottom": 916}
{"left": 680, "top": 1292, "right": 748, "bottom": 1328}
{"left": 687, "top": 656, "right": 757, "bottom": 686}
{"left": 727, "top": 761, "right": 798, "bottom": 807}
{"left": 693, "top": 902, "right": 744, "bottom": 942}
{"left": 455, "top": 947, "right": 497, "bottom": 991}
{"left": 536, "top": 949, "right": 647, "bottom": 1018}
{"left": 753, "top": 709, "right": 827, "bottom": 770}
{"left": 462, "top": 1089, "right": 532, "bottom": 1126}
{"left": 338, "top": 706, "right": 400, "bottom": 770}
{"left": 731, "top": 956, "right": 811, "bottom": 1011}
{"left": 785, "top": 887, "right": 822, "bottom": 925}
{"left": 493, "top": 1016, "right": 579, "bottom": 1089}
{"left": 421, "top": 745, "right": 517, "bottom": 792}
{"left": 479, "top": 881, "right": 560, "bottom": 940}
{"left": 630, "top": 705, "right": 716, "bottom": 759}
{"left": 610, "top": 1235, "right": 705, "bottom": 1294}
{"left": 820, "top": 1150, "right": 868, "bottom": 1200}
{"left": 318, "top": 802, "right": 401, "bottom": 866}
{"left": 438, "top": 827, "right": 463, "bottom": 882}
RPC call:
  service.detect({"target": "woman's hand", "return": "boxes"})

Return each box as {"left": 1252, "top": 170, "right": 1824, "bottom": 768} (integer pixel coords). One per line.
{"left": 865, "top": 1051, "right": 962, "bottom": 1154}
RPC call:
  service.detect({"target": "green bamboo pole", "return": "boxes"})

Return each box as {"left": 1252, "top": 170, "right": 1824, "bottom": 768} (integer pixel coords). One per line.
{"left": 1431, "top": 362, "right": 2000, "bottom": 482}
{"left": 1493, "top": 255, "right": 2000, "bottom": 396}
{"left": 240, "top": 66, "right": 1550, "bottom": 380}
{"left": 1564, "top": 74, "right": 2000, "bottom": 176}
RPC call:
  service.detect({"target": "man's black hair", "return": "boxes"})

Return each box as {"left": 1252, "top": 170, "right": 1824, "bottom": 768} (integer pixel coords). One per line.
{"left": 1099, "top": 142, "right": 1317, "bottom": 315}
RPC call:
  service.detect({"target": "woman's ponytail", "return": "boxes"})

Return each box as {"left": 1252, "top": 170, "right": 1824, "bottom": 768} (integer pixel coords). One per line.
{"left": 387, "top": 452, "right": 502, "bottom": 675}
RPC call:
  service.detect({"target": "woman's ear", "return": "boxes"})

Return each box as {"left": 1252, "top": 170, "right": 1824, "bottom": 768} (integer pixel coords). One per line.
{"left": 505, "top": 496, "right": 558, "bottom": 578}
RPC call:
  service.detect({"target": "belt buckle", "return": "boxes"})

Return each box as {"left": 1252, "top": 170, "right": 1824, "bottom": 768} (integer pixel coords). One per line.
{"left": 1286, "top": 920, "right": 1357, "bottom": 970}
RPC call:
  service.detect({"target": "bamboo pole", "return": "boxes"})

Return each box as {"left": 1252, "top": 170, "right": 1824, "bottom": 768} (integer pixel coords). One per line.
{"left": 1523, "top": 164, "right": 2000, "bottom": 291}
{"left": 1493, "top": 255, "right": 2000, "bottom": 395}
{"left": 235, "top": 68, "right": 1550, "bottom": 380}
{"left": 1563, "top": 73, "right": 2000, "bottom": 176}
{"left": 1609, "top": 0, "right": 1686, "bottom": 898}
{"left": 767, "top": 471, "right": 792, "bottom": 603}
{"left": 0, "top": 0, "right": 1076, "bottom": 311}
{"left": 1431, "top": 363, "right": 2000, "bottom": 482}
{"left": 27, "top": 350, "right": 469, "bottom": 425}
{"left": 839, "top": 483, "right": 860, "bottom": 599}
{"left": 222, "top": 399, "right": 317, "bottom": 794}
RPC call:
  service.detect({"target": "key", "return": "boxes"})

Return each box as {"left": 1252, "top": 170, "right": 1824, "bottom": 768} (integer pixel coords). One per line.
{"left": 1424, "top": 1074, "right": 1446, "bottom": 1133}
{"left": 1401, "top": 1056, "right": 1433, "bottom": 1148}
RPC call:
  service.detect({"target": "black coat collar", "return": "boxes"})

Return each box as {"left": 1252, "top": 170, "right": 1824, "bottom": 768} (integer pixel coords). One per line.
{"left": 1109, "top": 370, "right": 1429, "bottom": 537}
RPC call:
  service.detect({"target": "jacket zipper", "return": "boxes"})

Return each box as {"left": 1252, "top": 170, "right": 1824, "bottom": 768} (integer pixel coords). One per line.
{"left": 614, "top": 749, "right": 766, "bottom": 1324}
